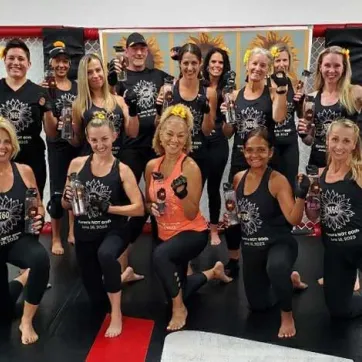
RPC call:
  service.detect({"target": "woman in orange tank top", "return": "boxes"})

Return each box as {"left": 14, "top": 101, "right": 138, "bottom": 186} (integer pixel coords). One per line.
{"left": 145, "top": 104, "right": 232, "bottom": 332}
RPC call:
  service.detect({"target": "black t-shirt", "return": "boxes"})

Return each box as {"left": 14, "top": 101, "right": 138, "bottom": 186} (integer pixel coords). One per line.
{"left": 116, "top": 68, "right": 170, "bottom": 149}
{"left": 0, "top": 79, "right": 50, "bottom": 160}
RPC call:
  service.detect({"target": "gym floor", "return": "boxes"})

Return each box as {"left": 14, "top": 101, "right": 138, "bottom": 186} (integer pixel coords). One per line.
{"left": 1, "top": 231, "right": 361, "bottom": 362}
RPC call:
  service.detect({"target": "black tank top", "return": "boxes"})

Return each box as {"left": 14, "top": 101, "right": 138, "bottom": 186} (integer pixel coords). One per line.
{"left": 236, "top": 167, "right": 291, "bottom": 249}
{"left": 82, "top": 103, "right": 124, "bottom": 157}
{"left": 74, "top": 155, "right": 129, "bottom": 242}
{"left": 274, "top": 78, "right": 297, "bottom": 144}
{"left": 173, "top": 80, "right": 207, "bottom": 157}
{"left": 311, "top": 91, "right": 358, "bottom": 166}
{"left": 0, "top": 163, "right": 27, "bottom": 247}
{"left": 320, "top": 168, "right": 362, "bottom": 246}
{"left": 232, "top": 86, "right": 274, "bottom": 166}
{"left": 206, "top": 90, "right": 227, "bottom": 144}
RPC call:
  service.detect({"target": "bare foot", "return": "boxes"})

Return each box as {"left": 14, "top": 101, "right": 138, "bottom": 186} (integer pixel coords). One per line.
{"left": 187, "top": 263, "right": 193, "bottom": 276}
{"left": 213, "top": 261, "right": 233, "bottom": 283}
{"left": 51, "top": 240, "right": 64, "bottom": 255}
{"left": 318, "top": 277, "right": 324, "bottom": 286}
{"left": 121, "top": 267, "right": 144, "bottom": 283}
{"left": 210, "top": 225, "right": 222, "bottom": 246}
{"left": 167, "top": 305, "right": 188, "bottom": 331}
{"left": 291, "top": 271, "right": 308, "bottom": 290}
{"left": 19, "top": 321, "right": 39, "bottom": 344}
{"left": 354, "top": 276, "right": 360, "bottom": 291}
{"left": 105, "top": 313, "right": 122, "bottom": 338}
{"left": 278, "top": 311, "right": 296, "bottom": 339}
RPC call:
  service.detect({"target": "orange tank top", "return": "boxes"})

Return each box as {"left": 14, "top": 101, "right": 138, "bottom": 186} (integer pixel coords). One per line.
{"left": 149, "top": 153, "right": 207, "bottom": 241}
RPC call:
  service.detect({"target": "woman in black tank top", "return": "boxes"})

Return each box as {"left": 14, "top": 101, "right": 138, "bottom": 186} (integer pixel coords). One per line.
{"left": 62, "top": 115, "right": 144, "bottom": 338}
{"left": 0, "top": 117, "right": 50, "bottom": 345}
{"left": 298, "top": 46, "right": 362, "bottom": 168}
{"left": 224, "top": 127, "right": 309, "bottom": 338}
{"left": 156, "top": 43, "right": 217, "bottom": 185}
{"left": 71, "top": 53, "right": 140, "bottom": 158}
{"left": 319, "top": 119, "right": 362, "bottom": 318}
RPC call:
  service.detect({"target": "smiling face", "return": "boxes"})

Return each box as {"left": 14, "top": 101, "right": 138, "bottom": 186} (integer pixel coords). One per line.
{"left": 86, "top": 124, "right": 117, "bottom": 156}
{"left": 4, "top": 47, "right": 30, "bottom": 80}
{"left": 87, "top": 58, "right": 105, "bottom": 91}
{"left": 273, "top": 50, "right": 290, "bottom": 73}
{"left": 247, "top": 53, "right": 270, "bottom": 82}
{"left": 243, "top": 135, "right": 273, "bottom": 169}
{"left": 319, "top": 53, "right": 344, "bottom": 86}
{"left": 208, "top": 52, "right": 224, "bottom": 78}
{"left": 180, "top": 51, "right": 202, "bottom": 81}
{"left": 51, "top": 55, "right": 70, "bottom": 78}
{"left": 0, "top": 128, "right": 14, "bottom": 163}
{"left": 126, "top": 44, "right": 148, "bottom": 71}
{"left": 327, "top": 124, "right": 356, "bottom": 163}
{"left": 160, "top": 117, "right": 188, "bottom": 156}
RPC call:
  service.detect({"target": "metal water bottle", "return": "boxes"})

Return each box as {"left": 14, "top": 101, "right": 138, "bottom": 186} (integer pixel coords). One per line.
{"left": 24, "top": 188, "right": 38, "bottom": 234}
{"left": 69, "top": 173, "right": 86, "bottom": 216}
{"left": 152, "top": 172, "right": 166, "bottom": 215}
{"left": 222, "top": 71, "right": 237, "bottom": 124}
{"left": 223, "top": 183, "right": 239, "bottom": 225}
{"left": 305, "top": 165, "right": 321, "bottom": 223}
{"left": 61, "top": 100, "right": 73, "bottom": 140}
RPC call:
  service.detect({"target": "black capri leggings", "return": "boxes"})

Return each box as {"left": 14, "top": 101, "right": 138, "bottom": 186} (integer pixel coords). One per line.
{"left": 206, "top": 138, "right": 229, "bottom": 225}
{"left": 0, "top": 235, "right": 50, "bottom": 320}
{"left": 75, "top": 232, "right": 129, "bottom": 305}
{"left": 153, "top": 230, "right": 208, "bottom": 300}
{"left": 324, "top": 244, "right": 362, "bottom": 318}
{"left": 242, "top": 238, "right": 298, "bottom": 312}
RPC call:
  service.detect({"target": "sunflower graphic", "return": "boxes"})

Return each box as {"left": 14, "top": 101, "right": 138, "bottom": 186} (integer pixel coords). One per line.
{"left": 0, "top": 99, "right": 32, "bottom": 133}
{"left": 236, "top": 106, "right": 266, "bottom": 138}
{"left": 315, "top": 109, "right": 341, "bottom": 139}
{"left": 0, "top": 196, "right": 23, "bottom": 235}
{"left": 187, "top": 33, "right": 230, "bottom": 57}
{"left": 248, "top": 31, "right": 299, "bottom": 84}
{"left": 237, "top": 198, "right": 262, "bottom": 236}
{"left": 85, "top": 179, "right": 112, "bottom": 219}
{"left": 116, "top": 35, "right": 164, "bottom": 70}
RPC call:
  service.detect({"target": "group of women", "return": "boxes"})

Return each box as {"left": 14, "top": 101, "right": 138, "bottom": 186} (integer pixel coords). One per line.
{"left": 1, "top": 33, "right": 362, "bottom": 347}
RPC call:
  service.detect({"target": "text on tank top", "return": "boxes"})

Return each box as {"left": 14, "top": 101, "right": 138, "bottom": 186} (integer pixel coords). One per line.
{"left": 74, "top": 155, "right": 128, "bottom": 241}
{"left": 0, "top": 163, "right": 27, "bottom": 247}
{"left": 320, "top": 167, "right": 362, "bottom": 246}
{"left": 236, "top": 167, "right": 290, "bottom": 249}
{"left": 149, "top": 153, "right": 207, "bottom": 241}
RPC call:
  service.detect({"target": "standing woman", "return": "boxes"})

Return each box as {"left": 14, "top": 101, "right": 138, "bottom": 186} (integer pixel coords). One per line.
{"left": 0, "top": 38, "right": 58, "bottom": 199}
{"left": 0, "top": 117, "right": 50, "bottom": 344}
{"left": 157, "top": 43, "right": 217, "bottom": 185}
{"left": 202, "top": 48, "right": 231, "bottom": 244}
{"left": 145, "top": 104, "right": 231, "bottom": 332}
{"left": 42, "top": 42, "right": 80, "bottom": 255}
{"left": 221, "top": 47, "right": 287, "bottom": 277}
{"left": 62, "top": 115, "right": 144, "bottom": 337}
{"left": 225, "top": 127, "right": 308, "bottom": 338}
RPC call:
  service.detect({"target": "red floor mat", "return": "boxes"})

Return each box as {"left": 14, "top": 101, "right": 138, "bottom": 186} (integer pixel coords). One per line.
{"left": 86, "top": 316, "right": 154, "bottom": 362}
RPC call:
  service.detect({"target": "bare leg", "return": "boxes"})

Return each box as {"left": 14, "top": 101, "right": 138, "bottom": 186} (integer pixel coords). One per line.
{"left": 291, "top": 271, "right": 308, "bottom": 290}
{"left": 167, "top": 290, "right": 188, "bottom": 332}
{"left": 118, "top": 246, "right": 129, "bottom": 272}
{"left": 19, "top": 302, "right": 39, "bottom": 344}
{"left": 105, "top": 291, "right": 122, "bottom": 338}
{"left": 187, "top": 263, "right": 193, "bottom": 276}
{"left": 15, "top": 268, "right": 29, "bottom": 286}
{"left": 51, "top": 218, "right": 64, "bottom": 255}
{"left": 355, "top": 272, "right": 360, "bottom": 291}
{"left": 278, "top": 311, "right": 296, "bottom": 338}
{"left": 318, "top": 277, "right": 324, "bottom": 286}
{"left": 210, "top": 224, "right": 222, "bottom": 246}
{"left": 67, "top": 211, "right": 75, "bottom": 245}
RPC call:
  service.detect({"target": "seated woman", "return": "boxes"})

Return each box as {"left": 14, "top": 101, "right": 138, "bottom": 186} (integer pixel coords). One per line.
{"left": 62, "top": 115, "right": 144, "bottom": 338}
{"left": 0, "top": 116, "right": 50, "bottom": 344}
{"left": 145, "top": 104, "right": 231, "bottom": 332}
{"left": 225, "top": 127, "right": 309, "bottom": 338}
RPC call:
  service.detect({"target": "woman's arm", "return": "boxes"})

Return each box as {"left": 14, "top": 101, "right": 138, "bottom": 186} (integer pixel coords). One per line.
{"left": 144, "top": 159, "right": 158, "bottom": 214}
{"left": 116, "top": 96, "right": 139, "bottom": 138}
{"left": 43, "top": 110, "right": 59, "bottom": 138}
{"left": 352, "top": 85, "right": 362, "bottom": 111}
{"left": 270, "top": 87, "right": 287, "bottom": 123}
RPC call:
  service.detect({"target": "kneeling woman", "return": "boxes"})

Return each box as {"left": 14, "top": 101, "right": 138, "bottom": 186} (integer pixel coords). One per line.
{"left": 0, "top": 117, "right": 50, "bottom": 344}
{"left": 145, "top": 104, "right": 231, "bottom": 332}
{"left": 226, "top": 127, "right": 309, "bottom": 338}
{"left": 62, "top": 115, "right": 144, "bottom": 338}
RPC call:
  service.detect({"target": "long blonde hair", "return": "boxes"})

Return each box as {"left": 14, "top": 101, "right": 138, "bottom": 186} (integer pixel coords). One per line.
{"left": 314, "top": 46, "right": 357, "bottom": 115}
{"left": 270, "top": 43, "right": 293, "bottom": 73}
{"left": 327, "top": 118, "right": 362, "bottom": 182}
{"left": 73, "top": 53, "right": 117, "bottom": 122}
{"left": 0, "top": 116, "right": 20, "bottom": 159}
{"left": 152, "top": 104, "right": 193, "bottom": 155}
{"left": 245, "top": 47, "right": 273, "bottom": 74}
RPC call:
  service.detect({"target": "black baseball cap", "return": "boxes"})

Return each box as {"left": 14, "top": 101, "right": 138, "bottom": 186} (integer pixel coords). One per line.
{"left": 126, "top": 32, "right": 147, "bottom": 48}
{"left": 49, "top": 42, "right": 70, "bottom": 59}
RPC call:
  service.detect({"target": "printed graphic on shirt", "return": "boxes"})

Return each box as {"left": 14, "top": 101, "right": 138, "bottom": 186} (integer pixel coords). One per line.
{"left": 0, "top": 99, "right": 32, "bottom": 132}
{"left": 321, "top": 189, "right": 354, "bottom": 231}
{"left": 189, "top": 106, "right": 203, "bottom": 136}
{"left": 236, "top": 107, "right": 266, "bottom": 138}
{"left": 315, "top": 109, "right": 341, "bottom": 139}
{"left": 237, "top": 198, "right": 262, "bottom": 236}
{"left": 275, "top": 101, "right": 294, "bottom": 128}
{"left": 133, "top": 80, "right": 157, "bottom": 110}
{"left": 0, "top": 196, "right": 22, "bottom": 235}
{"left": 55, "top": 93, "right": 77, "bottom": 115}
{"left": 84, "top": 179, "right": 111, "bottom": 219}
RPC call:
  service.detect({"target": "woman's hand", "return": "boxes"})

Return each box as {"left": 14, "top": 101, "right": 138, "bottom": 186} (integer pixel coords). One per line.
{"left": 63, "top": 185, "right": 73, "bottom": 204}
{"left": 223, "top": 212, "right": 231, "bottom": 228}
{"left": 149, "top": 202, "right": 161, "bottom": 217}
{"left": 32, "top": 214, "right": 45, "bottom": 234}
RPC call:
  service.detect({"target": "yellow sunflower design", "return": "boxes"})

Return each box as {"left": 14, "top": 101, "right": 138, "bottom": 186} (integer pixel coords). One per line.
{"left": 116, "top": 35, "right": 164, "bottom": 70}
{"left": 0, "top": 46, "right": 5, "bottom": 60}
{"left": 187, "top": 32, "right": 230, "bottom": 57}
{"left": 248, "top": 31, "right": 299, "bottom": 84}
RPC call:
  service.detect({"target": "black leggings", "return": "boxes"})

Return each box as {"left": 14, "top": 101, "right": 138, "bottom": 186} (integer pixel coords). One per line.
{"left": 206, "top": 139, "right": 229, "bottom": 224}
{"left": 75, "top": 232, "right": 129, "bottom": 305}
{"left": 190, "top": 151, "right": 208, "bottom": 187}
{"left": 153, "top": 230, "right": 208, "bottom": 300}
{"left": 324, "top": 244, "right": 362, "bottom": 318}
{"left": 242, "top": 239, "right": 298, "bottom": 312}
{"left": 0, "top": 235, "right": 50, "bottom": 320}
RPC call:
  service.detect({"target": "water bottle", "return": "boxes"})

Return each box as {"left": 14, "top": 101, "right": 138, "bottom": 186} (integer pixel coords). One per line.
{"left": 114, "top": 46, "right": 128, "bottom": 82}
{"left": 152, "top": 172, "right": 166, "bottom": 215}
{"left": 223, "top": 183, "right": 239, "bottom": 225}
{"left": 222, "top": 85, "right": 237, "bottom": 125}
{"left": 305, "top": 165, "right": 320, "bottom": 223}
{"left": 45, "top": 65, "right": 57, "bottom": 99}
{"left": 162, "top": 77, "right": 174, "bottom": 113}
{"left": 69, "top": 173, "right": 86, "bottom": 216}
{"left": 61, "top": 100, "right": 73, "bottom": 140}
{"left": 24, "top": 188, "right": 38, "bottom": 234}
